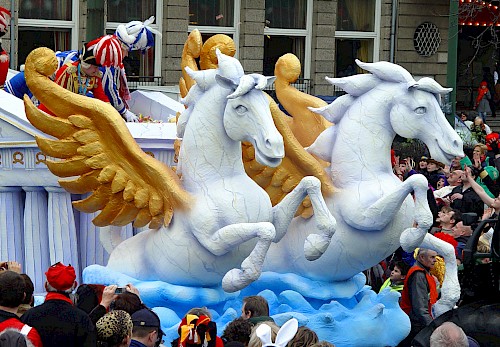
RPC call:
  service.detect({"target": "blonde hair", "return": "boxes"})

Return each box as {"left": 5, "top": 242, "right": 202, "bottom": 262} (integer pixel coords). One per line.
{"left": 248, "top": 322, "right": 280, "bottom": 347}
{"left": 287, "top": 326, "right": 318, "bottom": 347}
{"left": 474, "top": 143, "right": 488, "bottom": 155}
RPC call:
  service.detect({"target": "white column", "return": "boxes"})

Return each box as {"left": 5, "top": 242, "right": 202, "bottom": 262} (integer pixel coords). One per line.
{"left": 79, "top": 210, "right": 111, "bottom": 269}
{"left": 22, "top": 186, "right": 50, "bottom": 294}
{"left": 45, "top": 186, "right": 80, "bottom": 282}
{"left": 0, "top": 186, "right": 24, "bottom": 264}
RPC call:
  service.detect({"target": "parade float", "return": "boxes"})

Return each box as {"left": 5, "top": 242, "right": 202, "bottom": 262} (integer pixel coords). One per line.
{"left": 3, "top": 31, "right": 465, "bottom": 346}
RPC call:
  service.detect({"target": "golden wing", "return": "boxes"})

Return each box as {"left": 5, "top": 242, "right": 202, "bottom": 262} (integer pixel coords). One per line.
{"left": 179, "top": 29, "right": 203, "bottom": 98}
{"left": 243, "top": 94, "right": 334, "bottom": 218}
{"left": 24, "top": 47, "right": 191, "bottom": 229}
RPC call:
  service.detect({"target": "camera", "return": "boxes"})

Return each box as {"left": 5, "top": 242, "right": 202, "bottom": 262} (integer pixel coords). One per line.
{"left": 114, "top": 287, "right": 125, "bottom": 294}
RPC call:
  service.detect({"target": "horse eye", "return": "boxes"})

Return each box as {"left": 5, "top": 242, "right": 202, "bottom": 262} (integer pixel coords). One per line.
{"left": 414, "top": 107, "right": 426, "bottom": 115}
{"left": 235, "top": 105, "right": 247, "bottom": 115}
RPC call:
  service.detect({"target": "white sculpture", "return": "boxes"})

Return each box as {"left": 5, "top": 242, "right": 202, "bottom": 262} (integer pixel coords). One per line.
{"left": 263, "top": 60, "right": 464, "bottom": 315}
{"left": 24, "top": 47, "right": 336, "bottom": 293}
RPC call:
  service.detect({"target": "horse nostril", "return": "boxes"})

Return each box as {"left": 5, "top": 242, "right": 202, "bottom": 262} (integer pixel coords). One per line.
{"left": 265, "top": 138, "right": 272, "bottom": 149}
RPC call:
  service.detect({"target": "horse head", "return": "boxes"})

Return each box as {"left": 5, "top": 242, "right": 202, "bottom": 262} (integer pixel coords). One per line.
{"left": 318, "top": 60, "right": 464, "bottom": 165}
{"left": 215, "top": 50, "right": 284, "bottom": 167}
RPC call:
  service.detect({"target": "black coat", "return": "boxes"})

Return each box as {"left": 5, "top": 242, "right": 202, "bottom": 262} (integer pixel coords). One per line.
{"left": 21, "top": 298, "right": 96, "bottom": 347}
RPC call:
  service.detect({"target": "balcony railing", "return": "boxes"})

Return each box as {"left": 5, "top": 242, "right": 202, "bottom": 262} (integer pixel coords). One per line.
{"left": 127, "top": 76, "right": 163, "bottom": 91}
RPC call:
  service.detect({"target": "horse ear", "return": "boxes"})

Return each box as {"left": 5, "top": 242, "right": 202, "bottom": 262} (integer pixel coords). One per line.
{"left": 185, "top": 66, "right": 213, "bottom": 91}
{"left": 325, "top": 74, "right": 378, "bottom": 96}
{"left": 355, "top": 59, "right": 415, "bottom": 85}
{"left": 215, "top": 74, "right": 238, "bottom": 91}
{"left": 249, "top": 74, "right": 275, "bottom": 90}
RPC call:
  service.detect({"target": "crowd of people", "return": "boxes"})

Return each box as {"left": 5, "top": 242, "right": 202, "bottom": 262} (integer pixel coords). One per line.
{"left": 0, "top": 262, "right": 342, "bottom": 347}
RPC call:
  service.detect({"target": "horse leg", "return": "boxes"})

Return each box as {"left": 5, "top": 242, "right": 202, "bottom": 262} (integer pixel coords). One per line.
{"left": 271, "top": 176, "right": 337, "bottom": 260}
{"left": 342, "top": 174, "right": 432, "bottom": 235}
{"left": 193, "top": 222, "right": 276, "bottom": 292}
{"left": 417, "top": 233, "right": 460, "bottom": 318}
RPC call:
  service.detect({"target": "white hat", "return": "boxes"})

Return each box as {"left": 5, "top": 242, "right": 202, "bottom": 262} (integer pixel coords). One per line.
{"left": 115, "top": 16, "right": 161, "bottom": 52}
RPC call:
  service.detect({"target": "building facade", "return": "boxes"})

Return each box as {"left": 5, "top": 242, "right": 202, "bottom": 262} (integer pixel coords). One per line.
{"left": 2, "top": 0, "right": 454, "bottom": 96}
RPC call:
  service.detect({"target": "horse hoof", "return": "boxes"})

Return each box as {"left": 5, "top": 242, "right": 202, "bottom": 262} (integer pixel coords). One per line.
{"left": 222, "top": 268, "right": 247, "bottom": 293}
{"left": 304, "top": 234, "right": 330, "bottom": 261}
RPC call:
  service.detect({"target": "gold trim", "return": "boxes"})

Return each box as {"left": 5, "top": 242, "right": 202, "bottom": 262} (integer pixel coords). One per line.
{"left": 12, "top": 151, "right": 24, "bottom": 165}
{"left": 35, "top": 152, "right": 47, "bottom": 165}
{"left": 144, "top": 151, "right": 155, "bottom": 158}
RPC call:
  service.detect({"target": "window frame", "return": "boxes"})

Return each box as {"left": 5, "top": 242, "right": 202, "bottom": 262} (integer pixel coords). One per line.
{"left": 263, "top": 0, "right": 312, "bottom": 78}
{"left": 105, "top": 1, "right": 162, "bottom": 77}
{"left": 334, "top": 0, "right": 381, "bottom": 62}
{"left": 187, "top": 0, "right": 241, "bottom": 59}
{"left": 18, "top": 0, "right": 80, "bottom": 51}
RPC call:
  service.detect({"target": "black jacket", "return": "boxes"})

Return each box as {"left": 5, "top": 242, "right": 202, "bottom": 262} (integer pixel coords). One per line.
{"left": 449, "top": 186, "right": 484, "bottom": 218}
{"left": 21, "top": 298, "right": 96, "bottom": 347}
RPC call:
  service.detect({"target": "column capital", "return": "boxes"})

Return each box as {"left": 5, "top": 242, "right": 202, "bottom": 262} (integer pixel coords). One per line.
{"left": 22, "top": 186, "right": 47, "bottom": 192}
{"left": 44, "top": 186, "right": 68, "bottom": 193}
{"left": 0, "top": 186, "right": 23, "bottom": 193}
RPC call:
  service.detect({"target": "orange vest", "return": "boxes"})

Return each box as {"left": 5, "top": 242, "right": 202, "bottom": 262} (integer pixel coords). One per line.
{"left": 400, "top": 265, "right": 438, "bottom": 317}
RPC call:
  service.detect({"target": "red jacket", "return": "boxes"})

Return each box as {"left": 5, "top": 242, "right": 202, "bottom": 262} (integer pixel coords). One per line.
{"left": 400, "top": 265, "right": 438, "bottom": 319}
{"left": 0, "top": 309, "right": 43, "bottom": 347}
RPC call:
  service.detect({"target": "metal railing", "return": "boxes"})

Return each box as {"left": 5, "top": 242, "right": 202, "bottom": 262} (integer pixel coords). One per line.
{"left": 127, "top": 76, "right": 163, "bottom": 91}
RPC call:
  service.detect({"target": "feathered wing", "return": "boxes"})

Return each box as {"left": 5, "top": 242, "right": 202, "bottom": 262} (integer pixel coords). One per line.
{"left": 243, "top": 94, "right": 334, "bottom": 218}
{"left": 24, "top": 47, "right": 191, "bottom": 229}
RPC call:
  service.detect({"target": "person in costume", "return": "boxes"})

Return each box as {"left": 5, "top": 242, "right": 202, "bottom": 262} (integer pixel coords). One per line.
{"left": 39, "top": 35, "right": 123, "bottom": 115}
{"left": 102, "top": 16, "right": 161, "bottom": 122}
{"left": 0, "top": 6, "right": 11, "bottom": 87}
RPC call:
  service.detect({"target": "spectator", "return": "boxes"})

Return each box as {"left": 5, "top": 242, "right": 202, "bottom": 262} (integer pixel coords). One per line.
{"left": 379, "top": 260, "right": 410, "bottom": 293}
{"left": 241, "top": 296, "right": 274, "bottom": 325}
{"left": 248, "top": 322, "right": 279, "bottom": 347}
{"left": 130, "top": 308, "right": 165, "bottom": 347}
{"left": 0, "top": 261, "right": 21, "bottom": 273}
{"left": 434, "top": 170, "right": 463, "bottom": 200}
{"left": 0, "top": 271, "right": 42, "bottom": 347}
{"left": 16, "top": 274, "right": 34, "bottom": 317}
{"left": 417, "top": 156, "right": 429, "bottom": 176}
{"left": 471, "top": 143, "right": 499, "bottom": 197}
{"left": 175, "top": 313, "right": 221, "bottom": 347}
{"left": 287, "top": 326, "right": 318, "bottom": 347}
{"left": 21, "top": 262, "right": 96, "bottom": 347}
{"left": 433, "top": 207, "right": 461, "bottom": 235}
{"left": 427, "top": 159, "right": 445, "bottom": 189}
{"left": 451, "top": 222, "right": 473, "bottom": 264}
{"left": 87, "top": 284, "right": 119, "bottom": 325}
{"left": 97, "top": 310, "right": 133, "bottom": 347}
{"left": 474, "top": 81, "right": 492, "bottom": 122}
{"left": 444, "top": 169, "right": 484, "bottom": 219}
{"left": 485, "top": 132, "right": 500, "bottom": 172}
{"left": 399, "top": 249, "right": 439, "bottom": 347}
{"left": 429, "top": 322, "right": 468, "bottom": 347}
{"left": 221, "top": 318, "right": 253, "bottom": 346}
{"left": 187, "top": 307, "right": 212, "bottom": 319}
{"left": 111, "top": 286, "right": 147, "bottom": 315}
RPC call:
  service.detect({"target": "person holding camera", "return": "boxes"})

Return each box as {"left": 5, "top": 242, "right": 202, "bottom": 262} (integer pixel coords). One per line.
{"left": 21, "top": 262, "right": 96, "bottom": 347}
{"left": 0, "top": 261, "right": 21, "bottom": 273}
{"left": 442, "top": 168, "right": 484, "bottom": 219}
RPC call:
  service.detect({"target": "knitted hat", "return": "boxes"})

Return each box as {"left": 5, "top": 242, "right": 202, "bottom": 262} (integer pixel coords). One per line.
{"left": 0, "top": 7, "right": 10, "bottom": 34}
{"left": 178, "top": 314, "right": 217, "bottom": 347}
{"left": 115, "top": 16, "right": 161, "bottom": 52}
{"left": 81, "top": 35, "right": 123, "bottom": 68}
{"left": 485, "top": 132, "right": 499, "bottom": 151}
{"left": 45, "top": 262, "right": 76, "bottom": 291}
{"left": 97, "top": 310, "right": 133, "bottom": 346}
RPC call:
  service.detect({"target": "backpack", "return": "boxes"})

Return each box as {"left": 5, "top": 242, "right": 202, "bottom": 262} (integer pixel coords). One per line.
{"left": 0, "top": 328, "right": 33, "bottom": 347}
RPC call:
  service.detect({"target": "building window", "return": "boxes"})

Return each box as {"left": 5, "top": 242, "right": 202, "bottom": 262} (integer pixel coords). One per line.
{"left": 264, "top": 0, "right": 311, "bottom": 78}
{"left": 335, "top": 0, "right": 380, "bottom": 75}
{"left": 106, "top": 0, "right": 160, "bottom": 78}
{"left": 188, "top": 0, "right": 240, "bottom": 58}
{"left": 18, "top": 0, "right": 78, "bottom": 68}
{"left": 107, "top": 0, "right": 156, "bottom": 23}
{"left": 20, "top": 0, "right": 72, "bottom": 21}
{"left": 189, "top": 0, "right": 234, "bottom": 27}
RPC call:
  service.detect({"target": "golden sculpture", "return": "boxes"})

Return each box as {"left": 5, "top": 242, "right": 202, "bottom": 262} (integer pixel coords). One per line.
{"left": 24, "top": 47, "right": 191, "bottom": 229}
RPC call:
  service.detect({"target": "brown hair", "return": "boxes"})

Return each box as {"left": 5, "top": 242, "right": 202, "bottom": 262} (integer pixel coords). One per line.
{"left": 287, "top": 326, "right": 318, "bottom": 347}
{"left": 248, "top": 322, "right": 279, "bottom": 347}
{"left": 242, "top": 296, "right": 269, "bottom": 318}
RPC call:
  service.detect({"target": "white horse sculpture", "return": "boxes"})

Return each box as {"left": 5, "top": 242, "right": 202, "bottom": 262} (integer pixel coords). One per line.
{"left": 263, "top": 60, "right": 464, "bottom": 315}
{"left": 24, "top": 47, "right": 336, "bottom": 293}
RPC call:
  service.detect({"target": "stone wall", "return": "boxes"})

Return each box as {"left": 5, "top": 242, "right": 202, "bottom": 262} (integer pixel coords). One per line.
{"left": 395, "top": 0, "right": 450, "bottom": 86}
{"left": 311, "top": 0, "right": 335, "bottom": 95}
{"left": 239, "top": 0, "right": 265, "bottom": 73}
{"left": 162, "top": 0, "right": 189, "bottom": 85}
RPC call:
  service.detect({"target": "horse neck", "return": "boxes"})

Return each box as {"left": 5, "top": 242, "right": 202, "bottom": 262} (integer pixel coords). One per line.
{"left": 330, "top": 100, "right": 396, "bottom": 186}
{"left": 180, "top": 86, "right": 245, "bottom": 184}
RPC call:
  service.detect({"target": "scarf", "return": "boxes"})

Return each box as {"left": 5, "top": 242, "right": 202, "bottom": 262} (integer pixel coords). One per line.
{"left": 45, "top": 292, "right": 73, "bottom": 305}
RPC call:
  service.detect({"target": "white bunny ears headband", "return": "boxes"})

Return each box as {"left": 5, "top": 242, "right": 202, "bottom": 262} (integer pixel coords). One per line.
{"left": 256, "top": 318, "right": 299, "bottom": 347}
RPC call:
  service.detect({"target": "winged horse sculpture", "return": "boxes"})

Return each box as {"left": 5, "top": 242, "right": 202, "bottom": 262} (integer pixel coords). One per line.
{"left": 23, "top": 47, "right": 336, "bottom": 292}
{"left": 259, "top": 59, "right": 465, "bottom": 315}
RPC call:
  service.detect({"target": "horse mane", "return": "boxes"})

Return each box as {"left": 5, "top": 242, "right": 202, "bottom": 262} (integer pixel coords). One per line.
{"left": 311, "top": 60, "right": 450, "bottom": 123}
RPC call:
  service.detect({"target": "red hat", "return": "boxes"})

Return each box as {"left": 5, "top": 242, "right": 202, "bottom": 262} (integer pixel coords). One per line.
{"left": 82, "top": 35, "right": 123, "bottom": 68}
{"left": 0, "top": 7, "right": 11, "bottom": 33}
{"left": 45, "top": 262, "right": 76, "bottom": 291}
{"left": 480, "top": 81, "right": 488, "bottom": 87}
{"left": 485, "top": 132, "right": 499, "bottom": 151}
